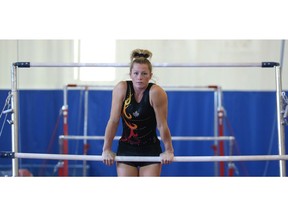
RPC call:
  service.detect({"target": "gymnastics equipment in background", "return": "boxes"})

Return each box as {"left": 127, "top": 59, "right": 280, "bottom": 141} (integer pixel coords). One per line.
{"left": 57, "top": 84, "right": 235, "bottom": 176}
{"left": 1, "top": 61, "right": 286, "bottom": 177}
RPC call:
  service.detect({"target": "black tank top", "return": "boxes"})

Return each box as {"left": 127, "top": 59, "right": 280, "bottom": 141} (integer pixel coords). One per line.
{"left": 119, "top": 81, "right": 159, "bottom": 145}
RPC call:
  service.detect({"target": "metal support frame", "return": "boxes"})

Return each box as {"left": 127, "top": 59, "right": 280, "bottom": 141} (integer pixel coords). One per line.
{"left": 9, "top": 61, "right": 285, "bottom": 176}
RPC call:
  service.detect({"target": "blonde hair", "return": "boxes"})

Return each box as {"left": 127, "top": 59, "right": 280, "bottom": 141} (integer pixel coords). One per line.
{"left": 129, "top": 49, "right": 153, "bottom": 73}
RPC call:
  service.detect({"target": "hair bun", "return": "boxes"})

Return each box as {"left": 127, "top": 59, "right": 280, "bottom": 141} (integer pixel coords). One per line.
{"left": 131, "top": 49, "right": 152, "bottom": 61}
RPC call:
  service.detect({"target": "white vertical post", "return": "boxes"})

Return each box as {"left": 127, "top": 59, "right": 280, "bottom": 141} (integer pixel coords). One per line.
{"left": 275, "top": 65, "right": 286, "bottom": 177}
{"left": 11, "top": 65, "right": 19, "bottom": 177}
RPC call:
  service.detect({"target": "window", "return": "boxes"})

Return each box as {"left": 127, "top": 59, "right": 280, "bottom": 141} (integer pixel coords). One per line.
{"left": 74, "top": 39, "right": 116, "bottom": 82}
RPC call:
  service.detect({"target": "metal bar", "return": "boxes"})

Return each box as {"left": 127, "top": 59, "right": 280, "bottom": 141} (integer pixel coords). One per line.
{"left": 14, "top": 152, "right": 288, "bottom": 162}
{"left": 213, "top": 87, "right": 219, "bottom": 175}
{"left": 64, "top": 84, "right": 219, "bottom": 92}
{"left": 275, "top": 65, "right": 286, "bottom": 176}
{"left": 218, "top": 109, "right": 225, "bottom": 176}
{"left": 58, "top": 135, "right": 235, "bottom": 141}
{"left": 15, "top": 62, "right": 278, "bottom": 68}
{"left": 2, "top": 109, "right": 13, "bottom": 114}
{"left": 59, "top": 95, "right": 69, "bottom": 176}
{"left": 11, "top": 65, "right": 18, "bottom": 177}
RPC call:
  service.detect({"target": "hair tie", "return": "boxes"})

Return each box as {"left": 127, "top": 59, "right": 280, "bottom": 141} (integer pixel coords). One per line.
{"left": 134, "top": 53, "right": 149, "bottom": 59}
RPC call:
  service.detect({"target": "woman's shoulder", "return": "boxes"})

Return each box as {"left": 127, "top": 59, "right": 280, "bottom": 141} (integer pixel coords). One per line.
{"left": 150, "top": 83, "right": 165, "bottom": 93}
{"left": 114, "top": 81, "right": 127, "bottom": 91}
{"left": 112, "top": 81, "right": 128, "bottom": 98}
{"left": 150, "top": 84, "right": 167, "bottom": 99}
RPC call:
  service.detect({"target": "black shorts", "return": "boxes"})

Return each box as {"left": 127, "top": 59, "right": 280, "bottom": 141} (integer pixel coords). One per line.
{"left": 116, "top": 141, "right": 162, "bottom": 167}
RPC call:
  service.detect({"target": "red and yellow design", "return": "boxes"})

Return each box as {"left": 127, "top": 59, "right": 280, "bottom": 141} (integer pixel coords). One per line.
{"left": 121, "top": 87, "right": 138, "bottom": 142}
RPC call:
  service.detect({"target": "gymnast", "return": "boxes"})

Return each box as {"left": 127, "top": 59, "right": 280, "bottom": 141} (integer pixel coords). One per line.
{"left": 102, "top": 48, "right": 174, "bottom": 176}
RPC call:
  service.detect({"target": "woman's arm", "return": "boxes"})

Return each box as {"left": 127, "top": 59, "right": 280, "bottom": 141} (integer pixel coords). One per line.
{"left": 102, "top": 81, "right": 126, "bottom": 165}
{"left": 150, "top": 85, "right": 174, "bottom": 164}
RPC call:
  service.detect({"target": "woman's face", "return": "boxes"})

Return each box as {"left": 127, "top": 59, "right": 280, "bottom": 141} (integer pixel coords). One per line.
{"left": 130, "top": 63, "right": 152, "bottom": 90}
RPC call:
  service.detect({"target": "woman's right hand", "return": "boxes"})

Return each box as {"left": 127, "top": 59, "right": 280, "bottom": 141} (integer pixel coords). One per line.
{"left": 102, "top": 150, "right": 116, "bottom": 166}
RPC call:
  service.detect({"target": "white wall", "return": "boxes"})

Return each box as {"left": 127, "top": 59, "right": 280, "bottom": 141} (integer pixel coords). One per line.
{"left": 0, "top": 40, "right": 18, "bottom": 89}
{"left": 0, "top": 40, "right": 75, "bottom": 89}
{"left": 116, "top": 40, "right": 288, "bottom": 90}
{"left": 0, "top": 40, "right": 287, "bottom": 90}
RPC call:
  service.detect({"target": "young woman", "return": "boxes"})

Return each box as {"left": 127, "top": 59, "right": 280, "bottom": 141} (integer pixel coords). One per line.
{"left": 102, "top": 49, "right": 174, "bottom": 176}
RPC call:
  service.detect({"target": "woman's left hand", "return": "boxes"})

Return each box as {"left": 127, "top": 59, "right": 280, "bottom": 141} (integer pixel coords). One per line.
{"left": 160, "top": 151, "right": 174, "bottom": 164}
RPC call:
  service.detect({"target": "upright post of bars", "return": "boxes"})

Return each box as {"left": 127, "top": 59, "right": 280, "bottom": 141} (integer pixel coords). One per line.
{"left": 213, "top": 88, "right": 219, "bottom": 176}
{"left": 217, "top": 87, "right": 225, "bottom": 176}
{"left": 59, "top": 86, "right": 69, "bottom": 176}
{"left": 275, "top": 65, "right": 286, "bottom": 176}
{"left": 10, "top": 64, "right": 19, "bottom": 177}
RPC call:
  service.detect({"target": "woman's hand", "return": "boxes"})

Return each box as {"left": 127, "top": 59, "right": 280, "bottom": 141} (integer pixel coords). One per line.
{"left": 160, "top": 151, "right": 174, "bottom": 164}
{"left": 102, "top": 150, "right": 116, "bottom": 166}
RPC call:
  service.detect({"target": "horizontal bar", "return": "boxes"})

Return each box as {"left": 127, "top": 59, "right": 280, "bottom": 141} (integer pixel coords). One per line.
{"left": 13, "top": 62, "right": 279, "bottom": 68}
{"left": 14, "top": 152, "right": 288, "bottom": 162}
{"left": 64, "top": 84, "right": 221, "bottom": 91}
{"left": 59, "top": 135, "right": 235, "bottom": 141}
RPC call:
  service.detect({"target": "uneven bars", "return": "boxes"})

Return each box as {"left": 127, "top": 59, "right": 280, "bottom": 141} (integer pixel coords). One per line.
{"left": 10, "top": 61, "right": 284, "bottom": 176}
{"left": 13, "top": 62, "right": 279, "bottom": 68}
{"left": 3, "top": 152, "right": 287, "bottom": 162}
{"left": 59, "top": 135, "right": 235, "bottom": 141}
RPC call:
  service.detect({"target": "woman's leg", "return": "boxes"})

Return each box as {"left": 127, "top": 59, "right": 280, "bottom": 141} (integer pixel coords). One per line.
{"left": 139, "top": 163, "right": 162, "bottom": 176}
{"left": 117, "top": 163, "right": 139, "bottom": 176}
